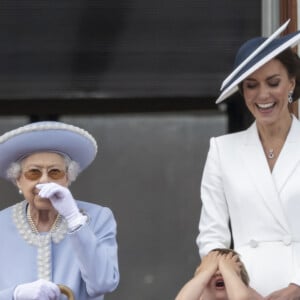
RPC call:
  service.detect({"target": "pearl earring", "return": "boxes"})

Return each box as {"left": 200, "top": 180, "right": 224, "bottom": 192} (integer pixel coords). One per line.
{"left": 18, "top": 189, "right": 22, "bottom": 195}
{"left": 288, "top": 91, "right": 293, "bottom": 103}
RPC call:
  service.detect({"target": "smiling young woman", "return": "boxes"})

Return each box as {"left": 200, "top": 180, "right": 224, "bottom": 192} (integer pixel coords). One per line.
{"left": 197, "top": 19, "right": 300, "bottom": 298}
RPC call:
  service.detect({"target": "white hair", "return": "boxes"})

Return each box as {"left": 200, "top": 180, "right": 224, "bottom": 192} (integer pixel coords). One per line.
{"left": 6, "top": 153, "right": 80, "bottom": 184}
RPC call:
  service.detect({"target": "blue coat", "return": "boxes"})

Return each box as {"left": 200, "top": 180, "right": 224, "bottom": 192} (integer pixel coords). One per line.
{"left": 0, "top": 200, "right": 119, "bottom": 299}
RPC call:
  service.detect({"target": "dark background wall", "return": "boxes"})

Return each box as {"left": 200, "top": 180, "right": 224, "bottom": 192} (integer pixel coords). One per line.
{"left": 0, "top": 0, "right": 260, "bottom": 299}
{"left": 0, "top": 0, "right": 259, "bottom": 120}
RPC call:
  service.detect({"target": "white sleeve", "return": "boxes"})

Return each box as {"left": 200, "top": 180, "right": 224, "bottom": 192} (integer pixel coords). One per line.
{"left": 196, "top": 137, "right": 231, "bottom": 258}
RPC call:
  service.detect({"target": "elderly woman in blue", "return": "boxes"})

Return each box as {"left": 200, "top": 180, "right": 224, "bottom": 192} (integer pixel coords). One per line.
{"left": 0, "top": 121, "right": 119, "bottom": 299}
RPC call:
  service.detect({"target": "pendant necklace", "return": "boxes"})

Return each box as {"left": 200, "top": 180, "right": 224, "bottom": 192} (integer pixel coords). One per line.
{"left": 267, "top": 148, "right": 274, "bottom": 159}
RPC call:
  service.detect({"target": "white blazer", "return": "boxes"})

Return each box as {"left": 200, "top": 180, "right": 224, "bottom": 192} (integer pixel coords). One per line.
{"left": 197, "top": 114, "right": 300, "bottom": 296}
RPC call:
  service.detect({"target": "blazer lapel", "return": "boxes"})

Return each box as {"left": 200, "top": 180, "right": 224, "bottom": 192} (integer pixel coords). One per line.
{"left": 240, "top": 122, "right": 289, "bottom": 232}
{"left": 272, "top": 115, "right": 300, "bottom": 192}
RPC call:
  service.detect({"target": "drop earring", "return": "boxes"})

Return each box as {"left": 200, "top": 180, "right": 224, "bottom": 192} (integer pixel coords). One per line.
{"left": 18, "top": 189, "right": 22, "bottom": 194}
{"left": 288, "top": 91, "right": 293, "bottom": 103}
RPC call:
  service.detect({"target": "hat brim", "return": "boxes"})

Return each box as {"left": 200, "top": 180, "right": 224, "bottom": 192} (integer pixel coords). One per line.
{"left": 220, "top": 19, "right": 290, "bottom": 91}
{"left": 0, "top": 121, "right": 98, "bottom": 179}
{"left": 216, "top": 24, "right": 300, "bottom": 104}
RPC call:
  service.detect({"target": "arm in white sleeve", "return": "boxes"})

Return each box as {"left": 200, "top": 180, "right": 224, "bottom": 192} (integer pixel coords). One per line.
{"left": 196, "top": 137, "right": 231, "bottom": 258}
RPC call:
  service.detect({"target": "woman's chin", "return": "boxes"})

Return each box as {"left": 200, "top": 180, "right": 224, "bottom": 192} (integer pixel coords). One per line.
{"left": 31, "top": 197, "right": 53, "bottom": 210}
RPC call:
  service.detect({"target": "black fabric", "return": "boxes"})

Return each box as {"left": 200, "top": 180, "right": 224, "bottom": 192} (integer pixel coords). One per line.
{"left": 0, "top": 0, "right": 260, "bottom": 102}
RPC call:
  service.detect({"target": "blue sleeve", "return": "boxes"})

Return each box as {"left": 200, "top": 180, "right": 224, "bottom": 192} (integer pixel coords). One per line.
{"left": 0, "top": 286, "right": 15, "bottom": 299}
{"left": 68, "top": 206, "right": 119, "bottom": 297}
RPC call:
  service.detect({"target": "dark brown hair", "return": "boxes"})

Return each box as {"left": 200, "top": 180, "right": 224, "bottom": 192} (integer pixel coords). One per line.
{"left": 276, "top": 48, "right": 300, "bottom": 101}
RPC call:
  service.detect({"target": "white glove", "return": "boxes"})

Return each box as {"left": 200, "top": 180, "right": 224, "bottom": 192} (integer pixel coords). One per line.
{"left": 37, "top": 182, "right": 87, "bottom": 231}
{"left": 13, "top": 279, "right": 60, "bottom": 300}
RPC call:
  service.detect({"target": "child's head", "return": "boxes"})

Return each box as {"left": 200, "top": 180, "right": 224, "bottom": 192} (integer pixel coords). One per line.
{"left": 196, "top": 248, "right": 250, "bottom": 300}
{"left": 210, "top": 248, "right": 249, "bottom": 286}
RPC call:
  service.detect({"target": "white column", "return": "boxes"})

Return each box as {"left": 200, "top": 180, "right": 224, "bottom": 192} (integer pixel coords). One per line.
{"left": 261, "top": 0, "right": 280, "bottom": 35}
{"left": 298, "top": 0, "right": 300, "bottom": 116}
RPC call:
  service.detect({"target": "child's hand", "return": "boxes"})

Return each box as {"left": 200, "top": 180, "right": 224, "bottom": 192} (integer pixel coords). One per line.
{"left": 195, "top": 250, "right": 220, "bottom": 277}
{"left": 218, "top": 252, "right": 241, "bottom": 276}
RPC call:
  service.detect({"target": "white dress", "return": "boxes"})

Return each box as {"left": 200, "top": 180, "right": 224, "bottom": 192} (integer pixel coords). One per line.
{"left": 197, "top": 115, "right": 300, "bottom": 296}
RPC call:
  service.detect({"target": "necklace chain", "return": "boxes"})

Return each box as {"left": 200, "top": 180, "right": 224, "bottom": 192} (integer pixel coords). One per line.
{"left": 27, "top": 205, "right": 61, "bottom": 234}
{"left": 13, "top": 201, "right": 68, "bottom": 280}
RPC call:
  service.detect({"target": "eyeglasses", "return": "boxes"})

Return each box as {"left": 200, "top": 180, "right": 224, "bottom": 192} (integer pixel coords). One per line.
{"left": 23, "top": 168, "right": 66, "bottom": 181}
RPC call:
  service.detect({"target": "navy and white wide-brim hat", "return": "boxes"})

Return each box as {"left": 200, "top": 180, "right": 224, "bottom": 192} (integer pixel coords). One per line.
{"left": 216, "top": 19, "right": 300, "bottom": 104}
{"left": 0, "top": 121, "right": 98, "bottom": 179}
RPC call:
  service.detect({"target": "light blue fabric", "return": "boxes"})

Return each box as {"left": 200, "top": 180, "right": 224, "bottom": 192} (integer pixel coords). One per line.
{"left": 0, "top": 121, "right": 98, "bottom": 178}
{"left": 0, "top": 200, "right": 119, "bottom": 299}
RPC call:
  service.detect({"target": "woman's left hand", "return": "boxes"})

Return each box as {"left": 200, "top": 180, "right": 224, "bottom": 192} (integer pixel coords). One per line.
{"left": 266, "top": 284, "right": 300, "bottom": 300}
